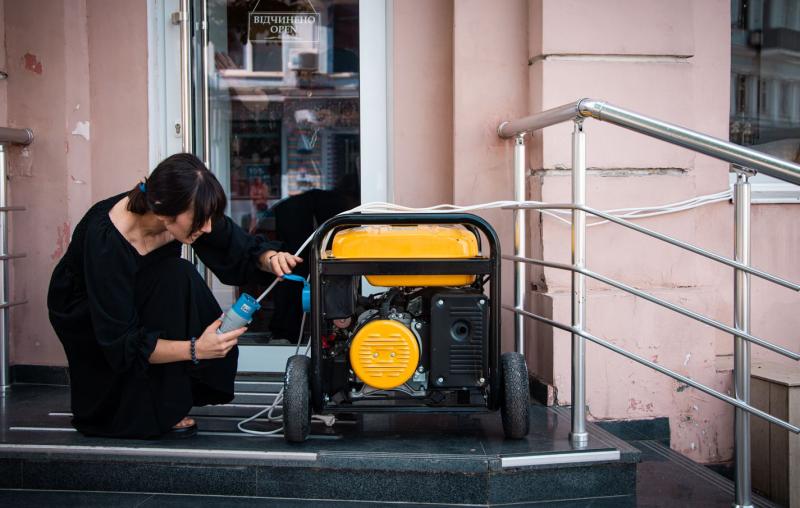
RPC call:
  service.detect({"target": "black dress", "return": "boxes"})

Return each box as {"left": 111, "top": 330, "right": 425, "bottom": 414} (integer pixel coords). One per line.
{"left": 47, "top": 193, "right": 281, "bottom": 438}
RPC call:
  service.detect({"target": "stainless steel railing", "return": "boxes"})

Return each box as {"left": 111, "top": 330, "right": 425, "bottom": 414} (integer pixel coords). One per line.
{"left": 0, "top": 127, "right": 31, "bottom": 393}
{"left": 498, "top": 98, "right": 800, "bottom": 186}
{"left": 498, "top": 99, "right": 800, "bottom": 508}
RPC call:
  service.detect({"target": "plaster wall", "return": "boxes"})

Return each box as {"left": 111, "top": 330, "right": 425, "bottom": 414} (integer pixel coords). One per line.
{"left": 4, "top": 0, "right": 149, "bottom": 366}
{"left": 386, "top": 0, "right": 799, "bottom": 463}
{"left": 5, "top": 0, "right": 73, "bottom": 367}
{"left": 1, "top": 0, "right": 795, "bottom": 467}
{"left": 86, "top": 0, "right": 150, "bottom": 202}
{"left": 391, "top": 0, "right": 453, "bottom": 207}
{"left": 0, "top": 0, "right": 6, "bottom": 125}
{"left": 528, "top": 0, "right": 799, "bottom": 463}
{"left": 749, "top": 204, "right": 800, "bottom": 369}
{"left": 453, "top": 0, "right": 529, "bottom": 354}
{"left": 391, "top": 0, "right": 530, "bottom": 354}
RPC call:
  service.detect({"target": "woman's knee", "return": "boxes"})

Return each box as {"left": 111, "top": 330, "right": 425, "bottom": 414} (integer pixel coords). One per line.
{"left": 136, "top": 257, "right": 221, "bottom": 336}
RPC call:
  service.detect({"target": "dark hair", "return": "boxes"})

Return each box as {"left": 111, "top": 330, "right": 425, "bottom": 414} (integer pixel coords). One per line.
{"left": 127, "top": 153, "right": 227, "bottom": 234}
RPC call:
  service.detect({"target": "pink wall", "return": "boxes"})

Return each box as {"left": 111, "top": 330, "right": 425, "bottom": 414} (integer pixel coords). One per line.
{"left": 1, "top": 0, "right": 794, "bottom": 467}
{"left": 4, "top": 0, "right": 149, "bottom": 366}
{"left": 529, "top": 0, "right": 776, "bottom": 463}
{"left": 749, "top": 204, "right": 800, "bottom": 369}
{"left": 391, "top": 0, "right": 453, "bottom": 207}
{"left": 453, "top": 0, "right": 529, "bottom": 354}
{"left": 86, "top": 0, "right": 150, "bottom": 203}
{"left": 0, "top": 0, "right": 6, "bottom": 125}
{"left": 391, "top": 0, "right": 530, "bottom": 353}
{"left": 390, "top": 0, "right": 798, "bottom": 464}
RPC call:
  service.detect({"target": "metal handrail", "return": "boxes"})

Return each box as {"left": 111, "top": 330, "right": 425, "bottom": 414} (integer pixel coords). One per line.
{"left": 498, "top": 98, "right": 799, "bottom": 506}
{"left": 504, "top": 203, "right": 800, "bottom": 292}
{"left": 505, "top": 254, "right": 799, "bottom": 361}
{"left": 503, "top": 305, "right": 800, "bottom": 434}
{"left": 498, "top": 98, "right": 800, "bottom": 187}
{"left": 0, "top": 127, "right": 33, "bottom": 146}
{"left": 0, "top": 136, "right": 28, "bottom": 393}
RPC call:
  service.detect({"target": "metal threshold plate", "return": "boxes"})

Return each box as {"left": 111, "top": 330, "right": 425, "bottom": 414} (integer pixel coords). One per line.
{"left": 0, "top": 443, "right": 317, "bottom": 462}
{"left": 501, "top": 449, "right": 620, "bottom": 468}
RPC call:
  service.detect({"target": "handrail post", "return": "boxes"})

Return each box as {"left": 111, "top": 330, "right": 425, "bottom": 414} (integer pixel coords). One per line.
{"left": 733, "top": 172, "right": 753, "bottom": 508}
{"left": 0, "top": 145, "right": 8, "bottom": 393}
{"left": 570, "top": 120, "right": 588, "bottom": 447}
{"left": 514, "top": 134, "right": 526, "bottom": 355}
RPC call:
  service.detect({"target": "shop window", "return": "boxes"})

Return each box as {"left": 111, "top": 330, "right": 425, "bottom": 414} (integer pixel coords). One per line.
{"left": 736, "top": 74, "right": 748, "bottom": 115}
{"left": 208, "top": 0, "right": 362, "bottom": 339}
{"left": 731, "top": 0, "right": 800, "bottom": 202}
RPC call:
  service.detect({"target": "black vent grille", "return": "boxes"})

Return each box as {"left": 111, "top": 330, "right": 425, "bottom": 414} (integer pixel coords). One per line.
{"left": 429, "top": 294, "right": 489, "bottom": 387}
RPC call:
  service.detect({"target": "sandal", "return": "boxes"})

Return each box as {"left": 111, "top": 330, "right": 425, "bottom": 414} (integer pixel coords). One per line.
{"left": 164, "top": 417, "right": 198, "bottom": 439}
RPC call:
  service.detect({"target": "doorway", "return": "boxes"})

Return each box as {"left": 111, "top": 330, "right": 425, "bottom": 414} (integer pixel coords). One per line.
{"left": 156, "top": 0, "right": 373, "bottom": 371}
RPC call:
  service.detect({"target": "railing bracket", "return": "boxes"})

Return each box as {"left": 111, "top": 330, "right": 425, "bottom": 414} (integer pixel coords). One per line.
{"left": 732, "top": 164, "right": 757, "bottom": 177}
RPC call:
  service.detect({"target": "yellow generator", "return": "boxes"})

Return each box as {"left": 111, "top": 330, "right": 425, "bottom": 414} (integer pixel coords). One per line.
{"left": 282, "top": 213, "right": 530, "bottom": 442}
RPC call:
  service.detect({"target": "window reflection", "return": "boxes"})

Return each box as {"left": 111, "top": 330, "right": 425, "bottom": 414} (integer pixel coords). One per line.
{"left": 731, "top": 0, "right": 800, "bottom": 162}
{"left": 207, "top": 0, "right": 360, "bottom": 341}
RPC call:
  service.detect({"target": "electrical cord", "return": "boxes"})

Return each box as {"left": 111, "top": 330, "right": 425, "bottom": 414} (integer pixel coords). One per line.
{"left": 235, "top": 187, "right": 733, "bottom": 436}
{"left": 236, "top": 296, "right": 342, "bottom": 435}
{"left": 236, "top": 311, "right": 316, "bottom": 435}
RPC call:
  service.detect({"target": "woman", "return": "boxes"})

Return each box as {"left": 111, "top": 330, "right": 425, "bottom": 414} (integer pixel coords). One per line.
{"left": 47, "top": 153, "right": 301, "bottom": 439}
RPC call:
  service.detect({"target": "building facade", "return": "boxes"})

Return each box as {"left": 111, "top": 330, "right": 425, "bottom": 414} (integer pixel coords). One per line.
{"left": 0, "top": 0, "right": 797, "bottom": 466}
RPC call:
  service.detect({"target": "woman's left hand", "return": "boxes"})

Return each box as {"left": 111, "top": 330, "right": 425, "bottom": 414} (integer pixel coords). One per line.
{"left": 260, "top": 250, "right": 303, "bottom": 277}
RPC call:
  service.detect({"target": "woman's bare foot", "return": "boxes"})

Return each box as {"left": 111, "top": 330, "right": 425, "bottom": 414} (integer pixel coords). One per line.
{"left": 172, "top": 416, "right": 195, "bottom": 429}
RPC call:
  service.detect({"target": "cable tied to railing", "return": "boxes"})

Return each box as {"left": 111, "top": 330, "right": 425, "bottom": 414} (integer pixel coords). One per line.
{"left": 238, "top": 191, "right": 798, "bottom": 436}
{"left": 354, "top": 188, "right": 733, "bottom": 226}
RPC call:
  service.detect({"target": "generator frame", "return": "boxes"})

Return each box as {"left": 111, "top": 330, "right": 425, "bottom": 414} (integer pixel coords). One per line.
{"left": 309, "top": 212, "right": 502, "bottom": 415}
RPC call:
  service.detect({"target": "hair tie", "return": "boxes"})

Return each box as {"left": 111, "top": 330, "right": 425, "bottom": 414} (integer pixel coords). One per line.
{"left": 139, "top": 182, "right": 146, "bottom": 193}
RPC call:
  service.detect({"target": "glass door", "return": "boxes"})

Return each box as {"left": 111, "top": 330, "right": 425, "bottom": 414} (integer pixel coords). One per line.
{"left": 191, "top": 0, "right": 361, "bottom": 370}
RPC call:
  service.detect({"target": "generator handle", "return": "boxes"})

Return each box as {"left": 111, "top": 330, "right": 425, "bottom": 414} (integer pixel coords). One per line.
{"left": 312, "top": 213, "right": 501, "bottom": 259}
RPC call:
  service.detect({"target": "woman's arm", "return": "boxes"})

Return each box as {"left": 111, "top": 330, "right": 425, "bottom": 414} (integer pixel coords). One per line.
{"left": 193, "top": 216, "right": 284, "bottom": 286}
{"left": 148, "top": 339, "right": 191, "bottom": 364}
{"left": 84, "top": 222, "right": 161, "bottom": 373}
{"left": 148, "top": 319, "right": 246, "bottom": 364}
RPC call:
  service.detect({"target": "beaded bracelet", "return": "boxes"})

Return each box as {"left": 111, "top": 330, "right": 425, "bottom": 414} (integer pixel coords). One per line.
{"left": 190, "top": 336, "right": 199, "bottom": 365}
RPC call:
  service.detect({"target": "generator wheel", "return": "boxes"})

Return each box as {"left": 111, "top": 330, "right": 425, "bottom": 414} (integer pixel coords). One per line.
{"left": 283, "top": 355, "right": 311, "bottom": 443}
{"left": 501, "top": 352, "right": 530, "bottom": 439}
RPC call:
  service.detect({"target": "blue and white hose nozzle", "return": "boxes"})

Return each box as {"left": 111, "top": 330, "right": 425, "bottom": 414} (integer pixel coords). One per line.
{"left": 219, "top": 293, "right": 261, "bottom": 333}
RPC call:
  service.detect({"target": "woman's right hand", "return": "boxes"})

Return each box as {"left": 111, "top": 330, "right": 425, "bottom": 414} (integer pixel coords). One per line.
{"left": 195, "top": 319, "right": 245, "bottom": 360}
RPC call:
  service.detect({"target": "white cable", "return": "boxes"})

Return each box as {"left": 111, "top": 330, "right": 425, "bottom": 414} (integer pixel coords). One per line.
{"left": 236, "top": 186, "right": 732, "bottom": 436}
{"left": 236, "top": 313, "right": 313, "bottom": 436}
{"left": 350, "top": 188, "right": 733, "bottom": 227}
{"left": 239, "top": 285, "right": 335, "bottom": 436}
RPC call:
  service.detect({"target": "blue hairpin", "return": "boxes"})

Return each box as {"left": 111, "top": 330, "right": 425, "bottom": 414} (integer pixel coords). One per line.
{"left": 139, "top": 182, "right": 146, "bottom": 193}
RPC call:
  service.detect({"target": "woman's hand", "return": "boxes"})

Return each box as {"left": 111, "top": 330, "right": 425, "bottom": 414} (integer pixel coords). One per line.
{"left": 195, "top": 319, "right": 244, "bottom": 360}
{"left": 260, "top": 250, "right": 303, "bottom": 277}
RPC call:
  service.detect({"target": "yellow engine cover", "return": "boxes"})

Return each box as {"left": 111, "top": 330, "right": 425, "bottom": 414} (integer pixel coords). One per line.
{"left": 331, "top": 225, "right": 479, "bottom": 287}
{"left": 349, "top": 319, "right": 420, "bottom": 390}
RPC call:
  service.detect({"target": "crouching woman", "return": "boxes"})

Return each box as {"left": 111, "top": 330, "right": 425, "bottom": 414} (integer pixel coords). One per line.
{"left": 47, "top": 153, "right": 301, "bottom": 439}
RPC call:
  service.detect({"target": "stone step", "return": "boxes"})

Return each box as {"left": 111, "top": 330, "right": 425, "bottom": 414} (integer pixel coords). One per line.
{"left": 0, "top": 384, "right": 639, "bottom": 505}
